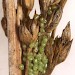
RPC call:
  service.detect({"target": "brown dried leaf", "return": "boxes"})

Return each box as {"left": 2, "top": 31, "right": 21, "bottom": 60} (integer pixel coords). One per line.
{"left": 52, "top": 7, "right": 63, "bottom": 24}
{"left": 52, "top": 23, "right": 72, "bottom": 65}
{"left": 52, "top": 37, "right": 61, "bottom": 65}
{"left": 51, "top": 28, "right": 56, "bottom": 39}
{"left": 19, "top": 24, "right": 33, "bottom": 45}
{"left": 59, "top": 0, "right": 67, "bottom": 9}
{"left": 57, "top": 40, "right": 73, "bottom": 64}
{"left": 45, "top": 7, "right": 63, "bottom": 32}
{"left": 39, "top": 0, "right": 51, "bottom": 15}
{"left": 1, "top": 17, "right": 7, "bottom": 36}
{"left": 62, "top": 22, "right": 71, "bottom": 41}
{"left": 47, "top": 11, "right": 55, "bottom": 26}
{"left": 45, "top": 39, "right": 59, "bottom": 75}
{"left": 45, "top": 22, "right": 73, "bottom": 74}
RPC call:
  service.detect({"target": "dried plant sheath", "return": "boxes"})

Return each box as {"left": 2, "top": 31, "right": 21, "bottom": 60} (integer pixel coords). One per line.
{"left": 45, "top": 7, "right": 63, "bottom": 32}
{"left": 62, "top": 22, "right": 71, "bottom": 41}
{"left": 60, "top": 0, "right": 67, "bottom": 9}
{"left": 39, "top": 0, "right": 51, "bottom": 16}
{"left": 57, "top": 40, "right": 73, "bottom": 64}
{"left": 45, "top": 22, "right": 72, "bottom": 75}
{"left": 19, "top": 25, "right": 33, "bottom": 45}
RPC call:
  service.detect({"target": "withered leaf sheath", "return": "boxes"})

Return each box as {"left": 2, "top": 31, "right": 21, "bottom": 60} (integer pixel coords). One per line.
{"left": 62, "top": 22, "right": 71, "bottom": 41}
{"left": 39, "top": 0, "right": 51, "bottom": 15}
{"left": 59, "top": 0, "right": 67, "bottom": 9}
{"left": 19, "top": 24, "right": 33, "bottom": 45}
{"left": 45, "top": 7, "right": 63, "bottom": 33}
{"left": 44, "top": 22, "right": 73, "bottom": 75}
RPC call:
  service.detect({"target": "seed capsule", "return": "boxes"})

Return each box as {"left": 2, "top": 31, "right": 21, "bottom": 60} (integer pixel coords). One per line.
{"left": 39, "top": 46, "right": 44, "bottom": 53}
{"left": 35, "top": 53, "right": 42, "bottom": 61}
{"left": 40, "top": 17, "right": 47, "bottom": 24}
{"left": 34, "top": 71, "right": 38, "bottom": 75}
{"left": 40, "top": 23, "right": 44, "bottom": 28}
{"left": 33, "top": 58, "right": 38, "bottom": 64}
{"left": 41, "top": 41, "right": 46, "bottom": 47}
{"left": 34, "top": 41, "right": 38, "bottom": 47}
{"left": 40, "top": 28, "right": 45, "bottom": 33}
{"left": 28, "top": 71, "right": 34, "bottom": 75}
{"left": 48, "top": 10, "right": 52, "bottom": 15}
{"left": 28, "top": 68, "right": 33, "bottom": 73}
{"left": 29, "top": 63, "right": 33, "bottom": 68}
{"left": 29, "top": 42, "right": 35, "bottom": 48}
{"left": 41, "top": 43, "right": 46, "bottom": 47}
{"left": 42, "top": 70, "right": 46, "bottom": 74}
{"left": 38, "top": 62, "right": 44, "bottom": 72}
{"left": 44, "top": 64, "right": 47, "bottom": 68}
{"left": 42, "top": 55, "right": 48, "bottom": 64}
{"left": 34, "top": 14, "right": 39, "bottom": 20}
{"left": 19, "top": 64, "right": 24, "bottom": 70}
{"left": 33, "top": 47, "right": 38, "bottom": 53}
{"left": 51, "top": 5, "right": 57, "bottom": 10}
{"left": 33, "top": 64, "right": 38, "bottom": 71}
{"left": 43, "top": 36, "right": 48, "bottom": 43}
{"left": 28, "top": 53, "right": 34, "bottom": 61}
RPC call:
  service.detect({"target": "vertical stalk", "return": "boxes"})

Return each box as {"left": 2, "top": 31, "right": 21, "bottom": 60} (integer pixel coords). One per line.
{"left": 6, "top": 0, "right": 22, "bottom": 75}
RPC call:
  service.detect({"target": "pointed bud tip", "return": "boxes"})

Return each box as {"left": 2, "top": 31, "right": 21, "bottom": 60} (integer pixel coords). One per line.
{"left": 65, "top": 21, "right": 70, "bottom": 29}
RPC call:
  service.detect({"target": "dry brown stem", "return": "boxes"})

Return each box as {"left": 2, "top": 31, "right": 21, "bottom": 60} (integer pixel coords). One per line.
{"left": 6, "top": 0, "right": 22, "bottom": 75}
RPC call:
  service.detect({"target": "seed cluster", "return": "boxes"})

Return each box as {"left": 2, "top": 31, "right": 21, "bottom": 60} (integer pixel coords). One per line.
{"left": 27, "top": 21, "right": 48, "bottom": 75}
{"left": 19, "top": 15, "right": 49, "bottom": 75}
{"left": 48, "top": 5, "right": 58, "bottom": 15}
{"left": 20, "top": 39, "right": 48, "bottom": 75}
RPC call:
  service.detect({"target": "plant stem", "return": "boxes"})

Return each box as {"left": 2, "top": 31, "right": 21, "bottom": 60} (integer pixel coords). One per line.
{"left": 6, "top": 0, "right": 22, "bottom": 75}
